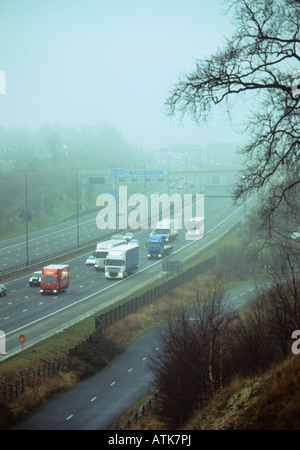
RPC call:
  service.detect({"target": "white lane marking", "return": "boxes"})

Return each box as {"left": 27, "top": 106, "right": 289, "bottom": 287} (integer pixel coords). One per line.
{"left": 4, "top": 262, "right": 164, "bottom": 337}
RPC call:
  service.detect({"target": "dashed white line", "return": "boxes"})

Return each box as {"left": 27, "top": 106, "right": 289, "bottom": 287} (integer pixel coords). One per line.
{"left": 111, "top": 381, "right": 116, "bottom": 386}
{"left": 90, "top": 397, "right": 97, "bottom": 402}
{"left": 66, "top": 415, "right": 73, "bottom": 421}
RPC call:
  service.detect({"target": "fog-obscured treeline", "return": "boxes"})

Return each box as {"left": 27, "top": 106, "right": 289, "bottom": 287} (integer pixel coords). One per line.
{"left": 0, "top": 123, "right": 142, "bottom": 238}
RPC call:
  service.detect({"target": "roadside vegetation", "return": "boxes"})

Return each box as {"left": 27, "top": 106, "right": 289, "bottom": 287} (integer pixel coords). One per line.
{"left": 112, "top": 236, "right": 300, "bottom": 430}
{"left": 0, "top": 123, "right": 151, "bottom": 240}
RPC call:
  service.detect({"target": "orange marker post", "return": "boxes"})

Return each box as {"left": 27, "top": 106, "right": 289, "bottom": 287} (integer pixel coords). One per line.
{"left": 20, "top": 334, "right": 25, "bottom": 353}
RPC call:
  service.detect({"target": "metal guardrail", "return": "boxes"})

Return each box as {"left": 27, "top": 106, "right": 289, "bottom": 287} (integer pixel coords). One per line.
{"left": 118, "top": 389, "right": 161, "bottom": 430}
{"left": 0, "top": 232, "right": 114, "bottom": 282}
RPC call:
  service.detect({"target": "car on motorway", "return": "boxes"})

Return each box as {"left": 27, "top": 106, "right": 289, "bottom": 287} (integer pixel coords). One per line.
{"left": 85, "top": 255, "right": 96, "bottom": 265}
{"left": 29, "top": 271, "right": 42, "bottom": 287}
{"left": 0, "top": 284, "right": 7, "bottom": 296}
{"left": 123, "top": 232, "right": 133, "bottom": 241}
{"left": 128, "top": 239, "right": 139, "bottom": 246}
{"left": 111, "top": 234, "right": 125, "bottom": 241}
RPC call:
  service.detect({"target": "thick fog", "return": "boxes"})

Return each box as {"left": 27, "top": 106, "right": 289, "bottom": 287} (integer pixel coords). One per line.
{"left": 0, "top": 0, "right": 247, "bottom": 150}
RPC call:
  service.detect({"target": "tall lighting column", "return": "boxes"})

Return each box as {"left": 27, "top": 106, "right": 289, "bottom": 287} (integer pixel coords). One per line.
{"left": 76, "top": 168, "right": 79, "bottom": 248}
{"left": 18, "top": 169, "right": 34, "bottom": 265}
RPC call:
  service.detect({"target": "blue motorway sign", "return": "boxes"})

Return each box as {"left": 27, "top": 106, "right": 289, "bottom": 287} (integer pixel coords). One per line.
{"left": 110, "top": 168, "right": 125, "bottom": 177}
{"left": 104, "top": 189, "right": 118, "bottom": 196}
{"left": 128, "top": 170, "right": 165, "bottom": 176}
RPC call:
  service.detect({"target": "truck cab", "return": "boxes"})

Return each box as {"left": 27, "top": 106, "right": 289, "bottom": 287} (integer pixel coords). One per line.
{"left": 147, "top": 234, "right": 173, "bottom": 259}
{"left": 40, "top": 264, "right": 70, "bottom": 294}
{"left": 151, "top": 219, "right": 178, "bottom": 242}
{"left": 105, "top": 244, "right": 139, "bottom": 279}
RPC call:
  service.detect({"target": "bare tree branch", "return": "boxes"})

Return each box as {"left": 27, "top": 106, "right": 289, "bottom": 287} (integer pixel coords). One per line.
{"left": 165, "top": 0, "right": 300, "bottom": 220}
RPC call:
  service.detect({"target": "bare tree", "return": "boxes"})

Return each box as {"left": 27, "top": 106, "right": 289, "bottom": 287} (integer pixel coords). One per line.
{"left": 264, "top": 246, "right": 300, "bottom": 357}
{"left": 229, "top": 292, "right": 280, "bottom": 377}
{"left": 166, "top": 0, "right": 300, "bottom": 223}
{"left": 149, "top": 279, "right": 232, "bottom": 428}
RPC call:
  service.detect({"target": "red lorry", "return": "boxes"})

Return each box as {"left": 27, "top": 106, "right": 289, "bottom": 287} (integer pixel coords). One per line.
{"left": 40, "top": 264, "right": 70, "bottom": 295}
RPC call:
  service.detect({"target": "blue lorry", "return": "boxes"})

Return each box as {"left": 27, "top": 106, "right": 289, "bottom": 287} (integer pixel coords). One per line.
{"left": 147, "top": 234, "right": 173, "bottom": 259}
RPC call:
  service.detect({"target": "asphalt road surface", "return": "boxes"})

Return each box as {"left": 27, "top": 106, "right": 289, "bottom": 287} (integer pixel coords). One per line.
{"left": 1, "top": 194, "right": 253, "bottom": 357}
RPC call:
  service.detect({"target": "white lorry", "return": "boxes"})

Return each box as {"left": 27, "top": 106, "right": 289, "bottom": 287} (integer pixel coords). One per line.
{"left": 152, "top": 219, "right": 178, "bottom": 242}
{"left": 105, "top": 244, "right": 139, "bottom": 279}
{"left": 94, "top": 239, "right": 125, "bottom": 271}
{"left": 186, "top": 216, "right": 205, "bottom": 240}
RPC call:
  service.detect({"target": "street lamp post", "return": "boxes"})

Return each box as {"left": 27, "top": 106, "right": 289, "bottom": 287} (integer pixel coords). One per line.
{"left": 18, "top": 169, "right": 34, "bottom": 265}
{"left": 71, "top": 167, "right": 81, "bottom": 248}
{"left": 25, "top": 171, "right": 29, "bottom": 264}
{"left": 76, "top": 168, "right": 79, "bottom": 248}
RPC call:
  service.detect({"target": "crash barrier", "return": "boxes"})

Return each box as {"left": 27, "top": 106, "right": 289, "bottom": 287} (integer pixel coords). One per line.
{"left": 95, "top": 255, "right": 216, "bottom": 330}
{"left": 118, "top": 389, "right": 160, "bottom": 430}
{"left": 0, "top": 358, "right": 67, "bottom": 404}
{"left": 0, "top": 234, "right": 112, "bottom": 283}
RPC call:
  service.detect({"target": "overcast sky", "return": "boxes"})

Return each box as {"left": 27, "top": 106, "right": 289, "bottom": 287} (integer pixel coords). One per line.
{"left": 0, "top": 0, "right": 246, "bottom": 150}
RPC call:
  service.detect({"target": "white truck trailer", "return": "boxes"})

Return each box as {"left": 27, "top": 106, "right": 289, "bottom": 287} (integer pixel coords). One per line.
{"left": 94, "top": 239, "right": 125, "bottom": 271}
{"left": 105, "top": 244, "right": 139, "bottom": 279}
{"left": 152, "top": 219, "right": 178, "bottom": 242}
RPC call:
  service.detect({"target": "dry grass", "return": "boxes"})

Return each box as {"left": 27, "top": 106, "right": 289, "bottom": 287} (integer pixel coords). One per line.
{"left": 185, "top": 355, "right": 300, "bottom": 430}
{"left": 253, "top": 356, "right": 300, "bottom": 430}
{"left": 103, "top": 268, "right": 244, "bottom": 347}
{"left": 117, "top": 356, "right": 300, "bottom": 431}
